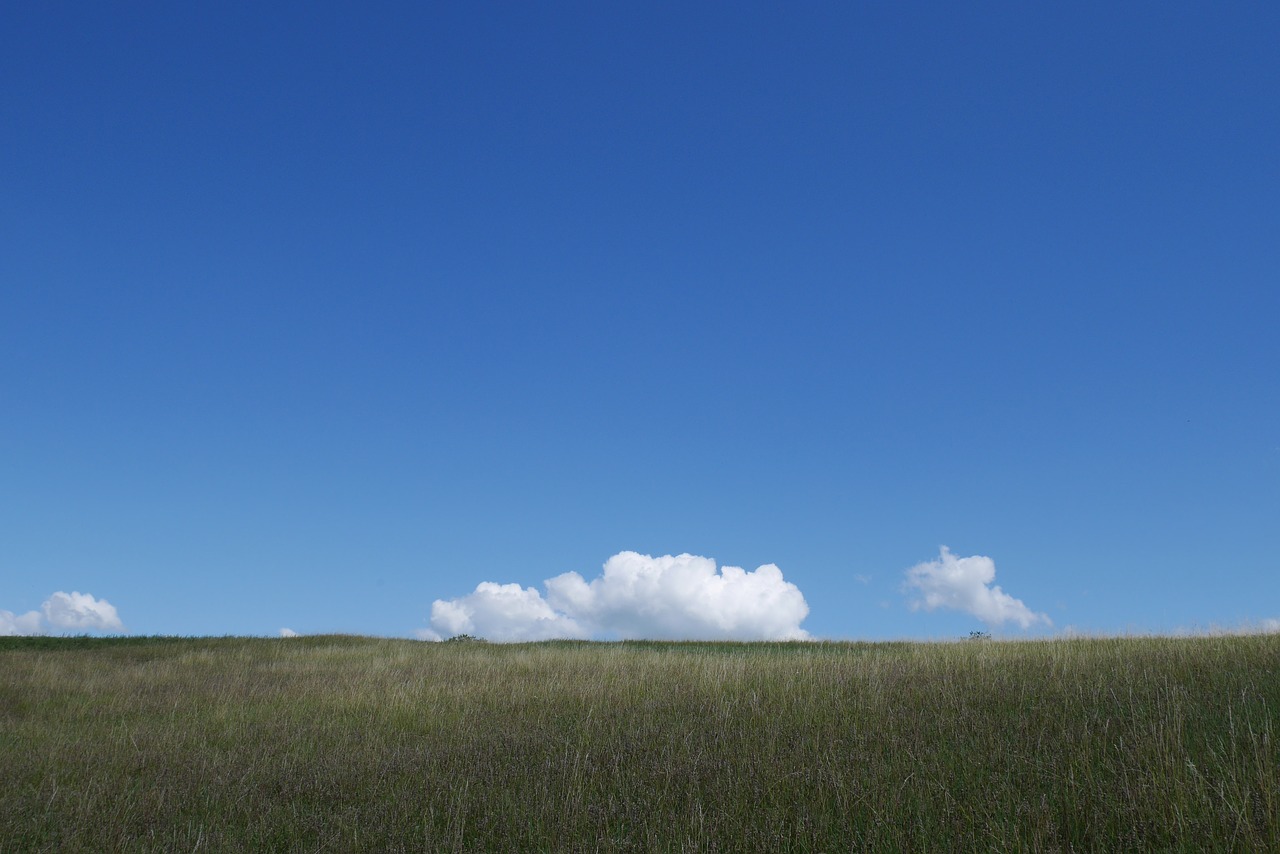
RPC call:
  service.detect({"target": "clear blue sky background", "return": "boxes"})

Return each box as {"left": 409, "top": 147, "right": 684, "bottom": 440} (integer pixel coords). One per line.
{"left": 3, "top": 2, "right": 1277, "bottom": 639}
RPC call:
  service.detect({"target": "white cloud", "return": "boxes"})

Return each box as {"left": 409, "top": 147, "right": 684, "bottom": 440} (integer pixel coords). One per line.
{"left": 1178, "top": 619, "right": 1280, "bottom": 637}
{"left": 42, "top": 591, "right": 124, "bottom": 632}
{"left": 0, "top": 591, "right": 124, "bottom": 636}
{"left": 427, "top": 581, "right": 588, "bottom": 643}
{"left": 903, "top": 547, "right": 1050, "bottom": 630}
{"left": 279, "top": 628, "right": 299, "bottom": 638}
{"left": 0, "top": 609, "right": 45, "bottom": 636}
{"left": 424, "top": 552, "right": 811, "bottom": 642}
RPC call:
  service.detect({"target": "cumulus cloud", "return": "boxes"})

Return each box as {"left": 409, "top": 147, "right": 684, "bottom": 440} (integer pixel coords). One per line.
{"left": 0, "top": 609, "right": 45, "bottom": 636}
{"left": 427, "top": 581, "right": 587, "bottom": 642}
{"left": 279, "top": 628, "right": 300, "bottom": 638}
{"left": 43, "top": 591, "right": 124, "bottom": 632}
{"left": 423, "top": 552, "right": 811, "bottom": 642}
{"left": 0, "top": 591, "right": 124, "bottom": 635}
{"left": 903, "top": 547, "right": 1050, "bottom": 630}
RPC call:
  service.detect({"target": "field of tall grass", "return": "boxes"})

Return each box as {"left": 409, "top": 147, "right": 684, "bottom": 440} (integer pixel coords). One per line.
{"left": 2, "top": 633, "right": 1276, "bottom": 851}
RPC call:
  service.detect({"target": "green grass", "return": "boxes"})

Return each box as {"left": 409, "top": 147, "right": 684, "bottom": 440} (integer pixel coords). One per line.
{"left": 2, "top": 634, "right": 1277, "bottom": 851}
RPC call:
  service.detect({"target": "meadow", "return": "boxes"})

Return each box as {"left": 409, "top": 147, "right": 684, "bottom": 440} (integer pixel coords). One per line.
{"left": 1, "top": 633, "right": 1276, "bottom": 852}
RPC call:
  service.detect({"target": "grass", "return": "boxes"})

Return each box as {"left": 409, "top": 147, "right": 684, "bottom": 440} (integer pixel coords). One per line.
{"left": 2, "top": 634, "right": 1277, "bottom": 851}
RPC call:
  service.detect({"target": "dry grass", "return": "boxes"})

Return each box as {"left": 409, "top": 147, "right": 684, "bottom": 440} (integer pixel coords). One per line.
{"left": 2, "top": 634, "right": 1277, "bottom": 851}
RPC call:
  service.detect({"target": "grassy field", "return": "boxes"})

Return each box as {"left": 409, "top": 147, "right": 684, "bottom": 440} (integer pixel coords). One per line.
{"left": 1, "top": 634, "right": 1277, "bottom": 852}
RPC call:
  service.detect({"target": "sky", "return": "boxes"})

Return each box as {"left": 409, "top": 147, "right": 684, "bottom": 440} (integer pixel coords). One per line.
{"left": 2, "top": 3, "right": 1277, "bottom": 641}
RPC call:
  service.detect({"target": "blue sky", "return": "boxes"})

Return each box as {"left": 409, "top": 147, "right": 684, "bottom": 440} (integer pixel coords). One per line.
{"left": 3, "top": 3, "right": 1277, "bottom": 640}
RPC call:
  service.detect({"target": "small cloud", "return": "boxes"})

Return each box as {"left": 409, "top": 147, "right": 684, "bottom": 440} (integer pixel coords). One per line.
{"left": 903, "top": 547, "right": 1050, "bottom": 630}
{"left": 424, "top": 552, "right": 811, "bottom": 643}
{"left": 853, "top": 574, "right": 872, "bottom": 585}
{"left": 428, "top": 581, "right": 587, "bottom": 643}
{"left": 1183, "top": 619, "right": 1280, "bottom": 637}
{"left": 1, "top": 591, "right": 124, "bottom": 636}
{"left": 279, "top": 628, "right": 299, "bottom": 638}
{"left": 43, "top": 591, "right": 124, "bottom": 633}
{"left": 0, "top": 609, "right": 45, "bottom": 636}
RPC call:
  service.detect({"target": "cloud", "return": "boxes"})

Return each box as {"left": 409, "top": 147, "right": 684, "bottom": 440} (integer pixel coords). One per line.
{"left": 423, "top": 552, "right": 811, "bottom": 642}
{"left": 1174, "top": 619, "right": 1280, "bottom": 637}
{"left": 903, "top": 547, "right": 1050, "bottom": 630}
{"left": 279, "top": 628, "right": 299, "bottom": 638}
{"left": 43, "top": 591, "right": 124, "bottom": 632}
{"left": 425, "top": 581, "right": 587, "bottom": 643}
{"left": 0, "top": 609, "right": 45, "bottom": 636}
{"left": 0, "top": 591, "right": 124, "bottom": 635}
